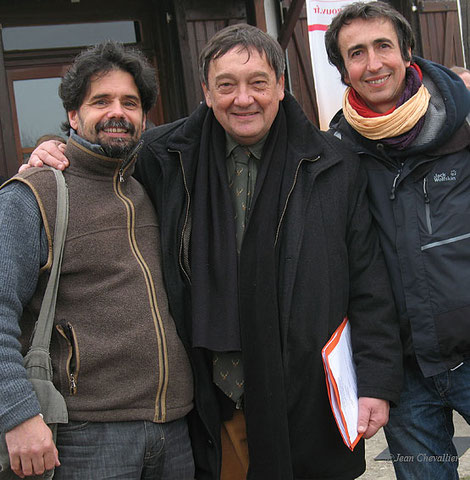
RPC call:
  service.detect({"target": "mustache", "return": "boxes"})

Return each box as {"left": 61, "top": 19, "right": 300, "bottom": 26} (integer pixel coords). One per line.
{"left": 95, "top": 119, "right": 136, "bottom": 135}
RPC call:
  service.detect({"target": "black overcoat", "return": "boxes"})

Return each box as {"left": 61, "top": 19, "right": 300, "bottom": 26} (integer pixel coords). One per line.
{"left": 136, "top": 93, "right": 402, "bottom": 480}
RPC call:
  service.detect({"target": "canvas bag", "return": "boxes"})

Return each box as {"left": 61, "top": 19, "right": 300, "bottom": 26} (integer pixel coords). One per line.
{"left": 0, "top": 169, "right": 69, "bottom": 479}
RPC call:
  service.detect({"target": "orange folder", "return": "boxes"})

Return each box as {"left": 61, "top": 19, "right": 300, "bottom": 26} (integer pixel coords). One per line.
{"left": 322, "top": 317, "right": 363, "bottom": 451}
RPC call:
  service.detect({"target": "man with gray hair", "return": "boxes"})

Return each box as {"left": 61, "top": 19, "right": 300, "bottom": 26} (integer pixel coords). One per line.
{"left": 30, "top": 24, "right": 402, "bottom": 480}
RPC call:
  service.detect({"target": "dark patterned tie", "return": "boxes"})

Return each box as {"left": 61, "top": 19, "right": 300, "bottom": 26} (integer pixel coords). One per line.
{"left": 213, "top": 351, "right": 244, "bottom": 403}
{"left": 213, "top": 145, "right": 252, "bottom": 404}
{"left": 229, "top": 145, "right": 251, "bottom": 253}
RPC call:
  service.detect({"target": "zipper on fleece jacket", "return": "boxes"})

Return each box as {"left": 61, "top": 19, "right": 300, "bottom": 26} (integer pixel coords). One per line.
{"left": 113, "top": 164, "right": 169, "bottom": 423}
{"left": 118, "top": 140, "right": 144, "bottom": 182}
{"left": 56, "top": 322, "right": 80, "bottom": 395}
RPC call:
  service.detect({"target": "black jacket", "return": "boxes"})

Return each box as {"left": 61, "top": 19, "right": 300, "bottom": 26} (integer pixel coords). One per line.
{"left": 330, "top": 56, "right": 470, "bottom": 378}
{"left": 136, "top": 93, "right": 402, "bottom": 479}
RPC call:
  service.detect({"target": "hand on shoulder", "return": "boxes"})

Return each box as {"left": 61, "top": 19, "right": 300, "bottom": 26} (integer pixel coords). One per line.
{"left": 19, "top": 140, "right": 68, "bottom": 174}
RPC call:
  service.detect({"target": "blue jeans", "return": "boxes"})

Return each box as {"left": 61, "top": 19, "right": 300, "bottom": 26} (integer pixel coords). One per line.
{"left": 384, "top": 359, "right": 470, "bottom": 480}
{"left": 52, "top": 417, "right": 194, "bottom": 479}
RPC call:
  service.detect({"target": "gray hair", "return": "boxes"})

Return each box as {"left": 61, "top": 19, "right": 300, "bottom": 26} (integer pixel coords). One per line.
{"left": 198, "top": 23, "right": 285, "bottom": 85}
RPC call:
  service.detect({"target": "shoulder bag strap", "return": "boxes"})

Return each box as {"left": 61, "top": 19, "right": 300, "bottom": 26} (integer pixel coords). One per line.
{"left": 30, "top": 169, "right": 69, "bottom": 351}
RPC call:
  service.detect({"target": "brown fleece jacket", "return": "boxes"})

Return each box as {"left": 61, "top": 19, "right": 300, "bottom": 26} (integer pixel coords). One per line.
{"left": 18, "top": 137, "right": 193, "bottom": 423}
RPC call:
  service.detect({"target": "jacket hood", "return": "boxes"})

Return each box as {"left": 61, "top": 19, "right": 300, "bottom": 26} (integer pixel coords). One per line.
{"left": 330, "top": 56, "right": 470, "bottom": 158}
{"left": 415, "top": 56, "right": 470, "bottom": 148}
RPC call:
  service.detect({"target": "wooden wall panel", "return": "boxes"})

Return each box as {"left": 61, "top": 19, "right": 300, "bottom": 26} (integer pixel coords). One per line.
{"left": 417, "top": 0, "right": 464, "bottom": 67}
{"left": 282, "top": 0, "right": 319, "bottom": 127}
{"left": 185, "top": 19, "right": 232, "bottom": 104}
{"left": 174, "top": 0, "right": 247, "bottom": 112}
{"left": 460, "top": 0, "right": 469, "bottom": 67}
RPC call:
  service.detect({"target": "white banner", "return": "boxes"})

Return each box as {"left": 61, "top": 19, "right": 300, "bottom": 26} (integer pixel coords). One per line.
{"left": 306, "top": 0, "right": 354, "bottom": 130}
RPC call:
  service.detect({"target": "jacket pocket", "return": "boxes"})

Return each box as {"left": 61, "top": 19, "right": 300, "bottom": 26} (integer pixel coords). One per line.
{"left": 56, "top": 322, "right": 80, "bottom": 395}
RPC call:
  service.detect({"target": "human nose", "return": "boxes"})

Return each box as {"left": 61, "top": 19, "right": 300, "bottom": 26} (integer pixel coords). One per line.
{"left": 106, "top": 100, "right": 126, "bottom": 118}
{"left": 233, "top": 85, "right": 254, "bottom": 107}
{"left": 367, "top": 50, "right": 383, "bottom": 72}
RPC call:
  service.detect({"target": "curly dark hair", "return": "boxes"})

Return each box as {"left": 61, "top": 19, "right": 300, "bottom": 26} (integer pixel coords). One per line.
{"left": 59, "top": 40, "right": 158, "bottom": 132}
{"left": 324, "top": 1, "right": 414, "bottom": 84}
{"left": 198, "top": 23, "right": 285, "bottom": 85}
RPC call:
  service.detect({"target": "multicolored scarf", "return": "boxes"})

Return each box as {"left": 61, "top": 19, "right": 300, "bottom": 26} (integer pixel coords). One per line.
{"left": 343, "top": 63, "right": 431, "bottom": 149}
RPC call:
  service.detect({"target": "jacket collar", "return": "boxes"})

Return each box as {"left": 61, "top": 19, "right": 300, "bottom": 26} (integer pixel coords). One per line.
{"left": 166, "top": 92, "right": 339, "bottom": 194}
{"left": 65, "top": 136, "right": 141, "bottom": 182}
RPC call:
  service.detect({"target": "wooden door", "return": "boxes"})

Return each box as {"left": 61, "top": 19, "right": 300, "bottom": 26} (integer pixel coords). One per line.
{"left": 281, "top": 0, "right": 319, "bottom": 127}
{"left": 417, "top": 0, "right": 465, "bottom": 67}
{"left": 173, "top": 0, "right": 247, "bottom": 113}
{"left": 0, "top": 1, "right": 166, "bottom": 175}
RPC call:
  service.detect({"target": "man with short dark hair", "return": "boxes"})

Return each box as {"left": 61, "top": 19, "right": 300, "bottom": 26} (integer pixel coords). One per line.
{"left": 326, "top": 2, "right": 470, "bottom": 478}
{"left": 30, "top": 24, "right": 402, "bottom": 480}
{"left": 0, "top": 41, "right": 194, "bottom": 479}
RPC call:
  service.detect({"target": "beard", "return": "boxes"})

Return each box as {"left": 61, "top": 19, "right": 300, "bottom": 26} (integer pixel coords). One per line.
{"left": 95, "top": 119, "right": 139, "bottom": 158}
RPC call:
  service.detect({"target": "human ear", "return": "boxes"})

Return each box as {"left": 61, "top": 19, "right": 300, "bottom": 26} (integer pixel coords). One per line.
{"left": 202, "top": 83, "right": 213, "bottom": 108}
{"left": 68, "top": 111, "right": 78, "bottom": 130}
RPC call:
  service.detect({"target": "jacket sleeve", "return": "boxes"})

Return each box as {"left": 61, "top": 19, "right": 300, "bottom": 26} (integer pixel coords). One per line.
{"left": 0, "top": 182, "right": 46, "bottom": 432}
{"left": 133, "top": 130, "right": 166, "bottom": 215}
{"left": 133, "top": 121, "right": 186, "bottom": 201}
{"left": 346, "top": 164, "right": 403, "bottom": 404}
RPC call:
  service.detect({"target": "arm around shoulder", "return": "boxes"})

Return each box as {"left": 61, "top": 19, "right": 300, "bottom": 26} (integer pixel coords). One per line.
{"left": 24, "top": 140, "right": 67, "bottom": 172}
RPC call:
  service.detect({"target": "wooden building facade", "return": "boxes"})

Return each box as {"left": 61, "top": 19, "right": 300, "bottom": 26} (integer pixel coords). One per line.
{"left": 0, "top": 0, "right": 467, "bottom": 179}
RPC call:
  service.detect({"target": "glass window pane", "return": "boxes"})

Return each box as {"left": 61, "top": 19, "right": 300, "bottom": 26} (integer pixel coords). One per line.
{"left": 13, "top": 78, "right": 66, "bottom": 150}
{"left": 3, "top": 22, "right": 137, "bottom": 51}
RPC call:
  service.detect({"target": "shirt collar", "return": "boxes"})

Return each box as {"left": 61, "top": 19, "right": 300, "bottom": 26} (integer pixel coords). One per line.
{"left": 70, "top": 129, "right": 106, "bottom": 156}
{"left": 225, "top": 133, "right": 268, "bottom": 160}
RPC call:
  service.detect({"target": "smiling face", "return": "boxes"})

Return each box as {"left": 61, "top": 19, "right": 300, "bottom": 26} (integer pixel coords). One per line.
{"left": 202, "top": 46, "right": 285, "bottom": 145}
{"left": 338, "top": 17, "right": 411, "bottom": 113}
{"left": 68, "top": 69, "right": 146, "bottom": 157}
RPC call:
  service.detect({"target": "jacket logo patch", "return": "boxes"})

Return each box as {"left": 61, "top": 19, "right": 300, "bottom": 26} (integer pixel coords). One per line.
{"left": 433, "top": 170, "right": 457, "bottom": 183}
